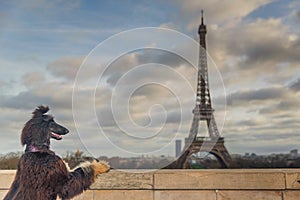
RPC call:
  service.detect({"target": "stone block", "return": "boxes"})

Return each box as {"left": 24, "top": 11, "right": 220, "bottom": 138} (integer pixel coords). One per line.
{"left": 218, "top": 190, "right": 282, "bottom": 200}
{"left": 285, "top": 171, "right": 300, "bottom": 189}
{"left": 283, "top": 191, "right": 300, "bottom": 200}
{"left": 155, "top": 190, "right": 216, "bottom": 200}
{"left": 91, "top": 170, "right": 153, "bottom": 189}
{"left": 0, "top": 170, "right": 15, "bottom": 188}
{"left": 72, "top": 190, "right": 94, "bottom": 200}
{"left": 0, "top": 191, "right": 9, "bottom": 199}
{"left": 93, "top": 190, "right": 153, "bottom": 200}
{"left": 154, "top": 170, "right": 285, "bottom": 189}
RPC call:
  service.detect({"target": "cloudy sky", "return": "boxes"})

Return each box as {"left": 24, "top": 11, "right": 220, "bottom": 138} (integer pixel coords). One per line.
{"left": 0, "top": 0, "right": 299, "bottom": 158}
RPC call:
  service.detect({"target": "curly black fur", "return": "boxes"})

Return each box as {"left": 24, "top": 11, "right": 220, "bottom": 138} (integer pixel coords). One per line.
{"left": 4, "top": 106, "right": 101, "bottom": 200}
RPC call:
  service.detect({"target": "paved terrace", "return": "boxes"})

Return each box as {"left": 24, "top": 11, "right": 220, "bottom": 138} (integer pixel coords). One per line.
{"left": 1, "top": 169, "right": 300, "bottom": 200}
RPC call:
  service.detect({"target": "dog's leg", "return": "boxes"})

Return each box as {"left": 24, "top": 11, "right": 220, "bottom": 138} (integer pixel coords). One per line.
{"left": 59, "top": 160, "right": 110, "bottom": 200}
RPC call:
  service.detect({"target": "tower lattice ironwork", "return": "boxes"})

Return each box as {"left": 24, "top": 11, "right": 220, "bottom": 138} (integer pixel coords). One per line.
{"left": 166, "top": 10, "right": 231, "bottom": 169}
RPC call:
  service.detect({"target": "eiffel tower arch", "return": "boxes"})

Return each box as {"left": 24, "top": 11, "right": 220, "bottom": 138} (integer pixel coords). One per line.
{"left": 165, "top": 10, "right": 231, "bottom": 169}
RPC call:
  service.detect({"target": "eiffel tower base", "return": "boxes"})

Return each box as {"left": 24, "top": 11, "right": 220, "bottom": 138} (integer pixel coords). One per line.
{"left": 164, "top": 137, "right": 231, "bottom": 169}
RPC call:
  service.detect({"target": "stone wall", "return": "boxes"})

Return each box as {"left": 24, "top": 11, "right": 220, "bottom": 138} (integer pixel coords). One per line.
{"left": 1, "top": 169, "right": 300, "bottom": 200}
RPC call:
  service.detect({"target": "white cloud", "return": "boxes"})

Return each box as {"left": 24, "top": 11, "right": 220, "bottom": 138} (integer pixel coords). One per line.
{"left": 174, "top": 0, "right": 273, "bottom": 30}
{"left": 21, "top": 71, "right": 44, "bottom": 88}
{"left": 47, "top": 56, "right": 84, "bottom": 81}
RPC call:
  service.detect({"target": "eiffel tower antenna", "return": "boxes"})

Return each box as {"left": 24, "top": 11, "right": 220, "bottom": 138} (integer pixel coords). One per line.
{"left": 201, "top": 9, "right": 204, "bottom": 25}
{"left": 165, "top": 10, "right": 231, "bottom": 169}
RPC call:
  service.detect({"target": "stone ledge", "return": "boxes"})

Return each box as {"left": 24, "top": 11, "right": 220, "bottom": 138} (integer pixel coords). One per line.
{"left": 1, "top": 169, "right": 300, "bottom": 200}
{"left": 1, "top": 169, "right": 300, "bottom": 190}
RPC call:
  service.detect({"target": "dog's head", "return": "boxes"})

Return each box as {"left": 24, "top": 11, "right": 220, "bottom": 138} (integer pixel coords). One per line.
{"left": 21, "top": 105, "right": 69, "bottom": 147}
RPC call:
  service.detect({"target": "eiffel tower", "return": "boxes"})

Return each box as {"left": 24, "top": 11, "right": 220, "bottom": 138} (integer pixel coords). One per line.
{"left": 165, "top": 10, "right": 231, "bottom": 169}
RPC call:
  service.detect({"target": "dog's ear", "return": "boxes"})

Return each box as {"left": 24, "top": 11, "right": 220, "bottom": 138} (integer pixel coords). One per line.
{"left": 32, "top": 105, "right": 49, "bottom": 118}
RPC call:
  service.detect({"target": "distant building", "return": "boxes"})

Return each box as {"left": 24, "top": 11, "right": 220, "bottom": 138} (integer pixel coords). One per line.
{"left": 290, "top": 149, "right": 298, "bottom": 159}
{"left": 175, "top": 140, "right": 182, "bottom": 157}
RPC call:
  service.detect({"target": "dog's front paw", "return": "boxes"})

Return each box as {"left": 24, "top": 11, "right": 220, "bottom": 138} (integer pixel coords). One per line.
{"left": 92, "top": 160, "right": 110, "bottom": 175}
